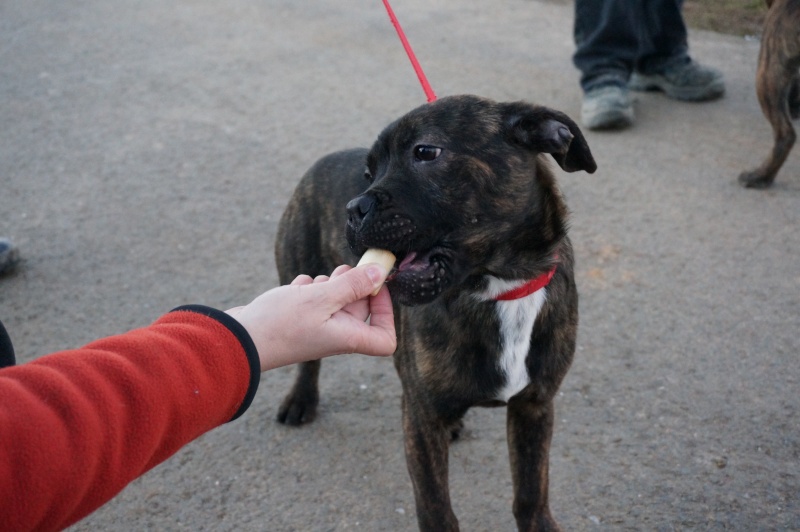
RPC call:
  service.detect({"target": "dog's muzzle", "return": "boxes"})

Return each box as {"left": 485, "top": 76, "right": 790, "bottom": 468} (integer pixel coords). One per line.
{"left": 345, "top": 192, "right": 457, "bottom": 306}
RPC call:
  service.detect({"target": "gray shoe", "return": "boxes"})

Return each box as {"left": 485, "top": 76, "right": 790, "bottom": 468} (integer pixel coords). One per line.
{"left": 630, "top": 60, "right": 725, "bottom": 101}
{"left": 581, "top": 85, "right": 634, "bottom": 130}
{"left": 0, "top": 238, "right": 20, "bottom": 276}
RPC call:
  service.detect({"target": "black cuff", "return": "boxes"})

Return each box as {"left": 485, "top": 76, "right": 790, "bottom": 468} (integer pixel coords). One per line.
{"left": 170, "top": 305, "right": 260, "bottom": 422}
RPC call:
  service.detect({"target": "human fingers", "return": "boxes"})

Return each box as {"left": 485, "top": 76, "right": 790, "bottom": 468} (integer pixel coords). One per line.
{"left": 329, "top": 265, "right": 360, "bottom": 316}
{"left": 291, "top": 274, "right": 314, "bottom": 286}
{"left": 323, "top": 264, "right": 387, "bottom": 309}
{"left": 367, "top": 284, "right": 394, "bottom": 331}
{"left": 313, "top": 275, "right": 330, "bottom": 283}
{"left": 360, "top": 285, "right": 396, "bottom": 356}
{"left": 338, "top": 319, "right": 397, "bottom": 357}
{"left": 329, "top": 264, "right": 351, "bottom": 278}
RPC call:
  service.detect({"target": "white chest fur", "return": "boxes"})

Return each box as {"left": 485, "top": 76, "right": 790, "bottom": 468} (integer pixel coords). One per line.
{"left": 478, "top": 277, "right": 548, "bottom": 402}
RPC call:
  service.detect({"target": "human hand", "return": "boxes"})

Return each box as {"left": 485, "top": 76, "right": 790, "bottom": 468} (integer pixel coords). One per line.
{"left": 225, "top": 264, "right": 396, "bottom": 371}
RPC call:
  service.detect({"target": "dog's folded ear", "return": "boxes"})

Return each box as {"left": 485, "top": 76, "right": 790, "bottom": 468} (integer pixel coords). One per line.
{"left": 503, "top": 103, "right": 597, "bottom": 174}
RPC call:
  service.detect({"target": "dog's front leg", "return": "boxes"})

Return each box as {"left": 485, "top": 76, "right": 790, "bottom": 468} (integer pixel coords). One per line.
{"left": 506, "top": 398, "right": 560, "bottom": 532}
{"left": 401, "top": 396, "right": 460, "bottom": 531}
{"left": 276, "top": 360, "right": 320, "bottom": 425}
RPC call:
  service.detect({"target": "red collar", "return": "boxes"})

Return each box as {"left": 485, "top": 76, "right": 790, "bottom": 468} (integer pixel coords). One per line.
{"left": 494, "top": 265, "right": 557, "bottom": 301}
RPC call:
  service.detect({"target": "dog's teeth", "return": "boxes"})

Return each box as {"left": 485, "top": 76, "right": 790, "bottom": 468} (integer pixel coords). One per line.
{"left": 357, "top": 248, "right": 397, "bottom": 296}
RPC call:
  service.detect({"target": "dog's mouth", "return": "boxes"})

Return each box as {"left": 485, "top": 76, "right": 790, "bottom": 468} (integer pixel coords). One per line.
{"left": 346, "top": 210, "right": 460, "bottom": 305}
{"left": 384, "top": 247, "right": 453, "bottom": 305}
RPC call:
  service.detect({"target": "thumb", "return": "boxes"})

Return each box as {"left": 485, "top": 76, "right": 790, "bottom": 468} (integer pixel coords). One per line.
{"left": 325, "top": 264, "right": 388, "bottom": 307}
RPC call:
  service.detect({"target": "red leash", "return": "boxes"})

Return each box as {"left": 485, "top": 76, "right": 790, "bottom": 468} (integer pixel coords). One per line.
{"left": 382, "top": 0, "right": 437, "bottom": 102}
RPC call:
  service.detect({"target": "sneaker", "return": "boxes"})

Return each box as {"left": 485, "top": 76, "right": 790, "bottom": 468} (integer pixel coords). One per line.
{"left": 629, "top": 59, "right": 725, "bottom": 101}
{"left": 0, "top": 238, "right": 20, "bottom": 276}
{"left": 581, "top": 84, "right": 634, "bottom": 130}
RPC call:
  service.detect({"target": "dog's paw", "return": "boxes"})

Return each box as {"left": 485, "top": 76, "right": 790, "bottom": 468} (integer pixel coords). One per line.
{"left": 738, "top": 169, "right": 775, "bottom": 189}
{"left": 276, "top": 388, "right": 319, "bottom": 426}
{"left": 516, "top": 512, "right": 562, "bottom": 532}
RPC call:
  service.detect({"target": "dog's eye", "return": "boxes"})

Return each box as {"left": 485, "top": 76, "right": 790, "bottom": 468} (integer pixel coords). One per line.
{"left": 413, "top": 145, "right": 442, "bottom": 162}
{"left": 364, "top": 167, "right": 373, "bottom": 182}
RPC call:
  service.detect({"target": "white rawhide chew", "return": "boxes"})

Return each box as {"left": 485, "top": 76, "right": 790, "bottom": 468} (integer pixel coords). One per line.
{"left": 357, "top": 249, "right": 396, "bottom": 295}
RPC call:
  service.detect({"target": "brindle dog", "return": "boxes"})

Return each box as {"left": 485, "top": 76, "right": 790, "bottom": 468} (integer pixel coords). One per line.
{"left": 739, "top": 0, "right": 800, "bottom": 188}
{"left": 274, "top": 95, "right": 596, "bottom": 531}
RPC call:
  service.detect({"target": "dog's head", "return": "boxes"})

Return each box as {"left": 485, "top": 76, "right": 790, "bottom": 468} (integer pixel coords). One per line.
{"left": 346, "top": 95, "right": 596, "bottom": 306}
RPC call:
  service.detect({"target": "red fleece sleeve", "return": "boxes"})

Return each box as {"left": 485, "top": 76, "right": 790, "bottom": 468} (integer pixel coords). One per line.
{"left": 0, "top": 307, "right": 260, "bottom": 532}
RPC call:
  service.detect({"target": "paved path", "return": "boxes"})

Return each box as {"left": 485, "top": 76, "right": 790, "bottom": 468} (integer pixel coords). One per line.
{"left": 1, "top": 0, "right": 797, "bottom": 530}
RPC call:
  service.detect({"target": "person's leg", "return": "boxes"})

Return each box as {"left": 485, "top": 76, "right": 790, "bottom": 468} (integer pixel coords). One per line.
{"left": 572, "top": 0, "right": 635, "bottom": 129}
{"left": 630, "top": 0, "right": 725, "bottom": 101}
{"left": 573, "top": 0, "right": 636, "bottom": 91}
{"left": 634, "top": 0, "right": 689, "bottom": 75}
{"left": 0, "top": 238, "right": 19, "bottom": 276}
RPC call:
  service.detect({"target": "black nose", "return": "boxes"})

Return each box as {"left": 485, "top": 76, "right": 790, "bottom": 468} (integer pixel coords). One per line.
{"left": 346, "top": 194, "right": 376, "bottom": 228}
